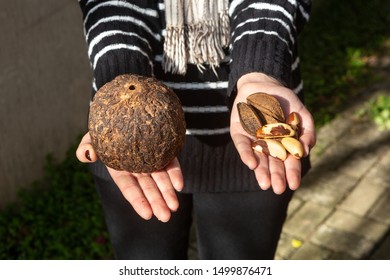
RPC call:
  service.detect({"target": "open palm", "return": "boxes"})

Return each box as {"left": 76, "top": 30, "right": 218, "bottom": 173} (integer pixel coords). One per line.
{"left": 76, "top": 133, "right": 183, "bottom": 222}
{"left": 230, "top": 73, "right": 316, "bottom": 194}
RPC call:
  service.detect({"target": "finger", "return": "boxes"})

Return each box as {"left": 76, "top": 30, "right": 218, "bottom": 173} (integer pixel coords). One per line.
{"left": 253, "top": 152, "right": 271, "bottom": 190}
{"left": 299, "top": 113, "right": 316, "bottom": 156}
{"left": 284, "top": 155, "right": 302, "bottom": 190}
{"left": 76, "top": 133, "right": 98, "bottom": 163}
{"left": 268, "top": 157, "right": 287, "bottom": 195}
{"left": 151, "top": 170, "right": 180, "bottom": 212}
{"left": 231, "top": 132, "right": 258, "bottom": 170}
{"left": 76, "top": 143, "right": 98, "bottom": 162}
{"left": 300, "top": 132, "right": 316, "bottom": 157}
{"left": 109, "top": 169, "right": 153, "bottom": 221}
{"left": 136, "top": 174, "right": 172, "bottom": 222}
{"left": 165, "top": 158, "right": 184, "bottom": 192}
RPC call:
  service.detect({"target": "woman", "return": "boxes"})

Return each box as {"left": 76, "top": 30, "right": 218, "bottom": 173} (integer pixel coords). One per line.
{"left": 76, "top": 0, "right": 315, "bottom": 259}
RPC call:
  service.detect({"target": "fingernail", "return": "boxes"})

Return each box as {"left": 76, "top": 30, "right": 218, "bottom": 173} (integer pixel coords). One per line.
{"left": 304, "top": 144, "right": 311, "bottom": 157}
{"left": 259, "top": 180, "right": 271, "bottom": 190}
{"left": 85, "top": 150, "right": 92, "bottom": 161}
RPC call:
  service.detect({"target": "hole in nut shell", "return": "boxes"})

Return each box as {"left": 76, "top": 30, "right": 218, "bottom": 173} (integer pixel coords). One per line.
{"left": 129, "top": 85, "right": 136, "bottom": 90}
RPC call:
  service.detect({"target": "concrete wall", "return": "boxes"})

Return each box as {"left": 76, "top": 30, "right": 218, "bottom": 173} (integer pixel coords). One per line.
{"left": 0, "top": 0, "right": 92, "bottom": 207}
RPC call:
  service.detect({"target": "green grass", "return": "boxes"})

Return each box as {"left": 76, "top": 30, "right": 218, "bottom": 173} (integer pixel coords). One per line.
{"left": 300, "top": 0, "right": 390, "bottom": 126}
{"left": 1, "top": 0, "right": 390, "bottom": 259}
{"left": 0, "top": 142, "right": 113, "bottom": 259}
{"left": 356, "top": 94, "right": 390, "bottom": 131}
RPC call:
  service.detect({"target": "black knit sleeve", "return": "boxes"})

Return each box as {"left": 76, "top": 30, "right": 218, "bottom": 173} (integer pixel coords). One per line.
{"left": 79, "top": 0, "right": 162, "bottom": 91}
{"left": 228, "top": 0, "right": 311, "bottom": 97}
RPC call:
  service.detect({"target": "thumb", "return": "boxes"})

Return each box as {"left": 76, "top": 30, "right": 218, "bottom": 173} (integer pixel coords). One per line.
{"left": 299, "top": 131, "right": 316, "bottom": 157}
{"left": 76, "top": 133, "right": 99, "bottom": 163}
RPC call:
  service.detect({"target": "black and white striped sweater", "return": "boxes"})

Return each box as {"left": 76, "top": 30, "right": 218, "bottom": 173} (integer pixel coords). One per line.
{"left": 79, "top": 0, "right": 311, "bottom": 193}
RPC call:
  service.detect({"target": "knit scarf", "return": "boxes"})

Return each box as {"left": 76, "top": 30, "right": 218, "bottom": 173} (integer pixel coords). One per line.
{"left": 163, "top": 0, "right": 230, "bottom": 75}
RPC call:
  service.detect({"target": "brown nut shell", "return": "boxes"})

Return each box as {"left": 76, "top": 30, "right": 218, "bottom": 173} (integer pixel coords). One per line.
{"left": 237, "top": 102, "right": 264, "bottom": 136}
{"left": 247, "top": 92, "right": 285, "bottom": 124}
{"left": 88, "top": 74, "right": 186, "bottom": 173}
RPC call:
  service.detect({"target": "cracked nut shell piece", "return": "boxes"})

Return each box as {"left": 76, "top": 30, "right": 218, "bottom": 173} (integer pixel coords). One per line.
{"left": 237, "top": 102, "right": 264, "bottom": 136}
{"left": 256, "top": 123, "right": 296, "bottom": 139}
{"left": 247, "top": 92, "right": 285, "bottom": 124}
{"left": 88, "top": 74, "right": 186, "bottom": 173}
{"left": 252, "top": 139, "right": 287, "bottom": 161}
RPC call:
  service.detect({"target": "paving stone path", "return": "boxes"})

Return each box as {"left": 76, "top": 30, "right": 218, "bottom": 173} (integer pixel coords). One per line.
{"left": 275, "top": 44, "right": 390, "bottom": 260}
{"left": 275, "top": 85, "right": 390, "bottom": 260}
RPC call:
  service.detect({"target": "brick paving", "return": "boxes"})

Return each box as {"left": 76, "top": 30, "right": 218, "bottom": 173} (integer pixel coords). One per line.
{"left": 275, "top": 87, "right": 390, "bottom": 260}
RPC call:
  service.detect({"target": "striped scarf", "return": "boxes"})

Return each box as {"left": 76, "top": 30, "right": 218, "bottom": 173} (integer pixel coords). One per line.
{"left": 163, "top": 0, "right": 230, "bottom": 75}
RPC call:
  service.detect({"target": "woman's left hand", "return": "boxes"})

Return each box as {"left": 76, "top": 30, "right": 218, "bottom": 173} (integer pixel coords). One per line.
{"left": 230, "top": 73, "right": 316, "bottom": 194}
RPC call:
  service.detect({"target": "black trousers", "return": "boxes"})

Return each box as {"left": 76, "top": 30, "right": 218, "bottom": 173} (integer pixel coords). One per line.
{"left": 93, "top": 174, "right": 293, "bottom": 260}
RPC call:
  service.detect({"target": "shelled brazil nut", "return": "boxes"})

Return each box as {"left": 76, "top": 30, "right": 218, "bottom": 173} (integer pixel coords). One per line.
{"left": 237, "top": 92, "right": 304, "bottom": 161}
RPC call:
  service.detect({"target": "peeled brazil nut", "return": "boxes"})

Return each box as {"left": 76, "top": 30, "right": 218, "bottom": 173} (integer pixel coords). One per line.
{"left": 247, "top": 92, "right": 285, "bottom": 123}
{"left": 237, "top": 102, "right": 264, "bottom": 136}
{"left": 286, "top": 112, "right": 300, "bottom": 126}
{"left": 252, "top": 139, "right": 287, "bottom": 161}
{"left": 286, "top": 112, "right": 301, "bottom": 136}
{"left": 280, "top": 137, "right": 304, "bottom": 159}
{"left": 256, "top": 123, "right": 296, "bottom": 139}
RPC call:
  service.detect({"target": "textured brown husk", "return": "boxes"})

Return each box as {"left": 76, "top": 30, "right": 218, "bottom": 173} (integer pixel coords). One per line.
{"left": 88, "top": 74, "right": 186, "bottom": 173}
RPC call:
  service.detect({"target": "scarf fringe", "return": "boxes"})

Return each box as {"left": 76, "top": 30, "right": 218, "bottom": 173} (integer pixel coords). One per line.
{"left": 163, "top": 0, "right": 230, "bottom": 75}
{"left": 163, "top": 26, "right": 187, "bottom": 74}
{"left": 218, "top": 10, "right": 230, "bottom": 48}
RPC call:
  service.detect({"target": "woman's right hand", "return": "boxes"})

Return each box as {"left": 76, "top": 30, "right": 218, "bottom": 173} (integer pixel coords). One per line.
{"left": 76, "top": 133, "right": 184, "bottom": 222}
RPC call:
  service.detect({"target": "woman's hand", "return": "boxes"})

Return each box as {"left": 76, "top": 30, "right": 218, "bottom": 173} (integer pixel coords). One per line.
{"left": 230, "top": 73, "right": 316, "bottom": 194}
{"left": 76, "top": 133, "right": 184, "bottom": 222}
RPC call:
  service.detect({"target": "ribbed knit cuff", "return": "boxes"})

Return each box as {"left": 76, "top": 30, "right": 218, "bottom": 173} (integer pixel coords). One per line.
{"left": 228, "top": 37, "right": 293, "bottom": 103}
